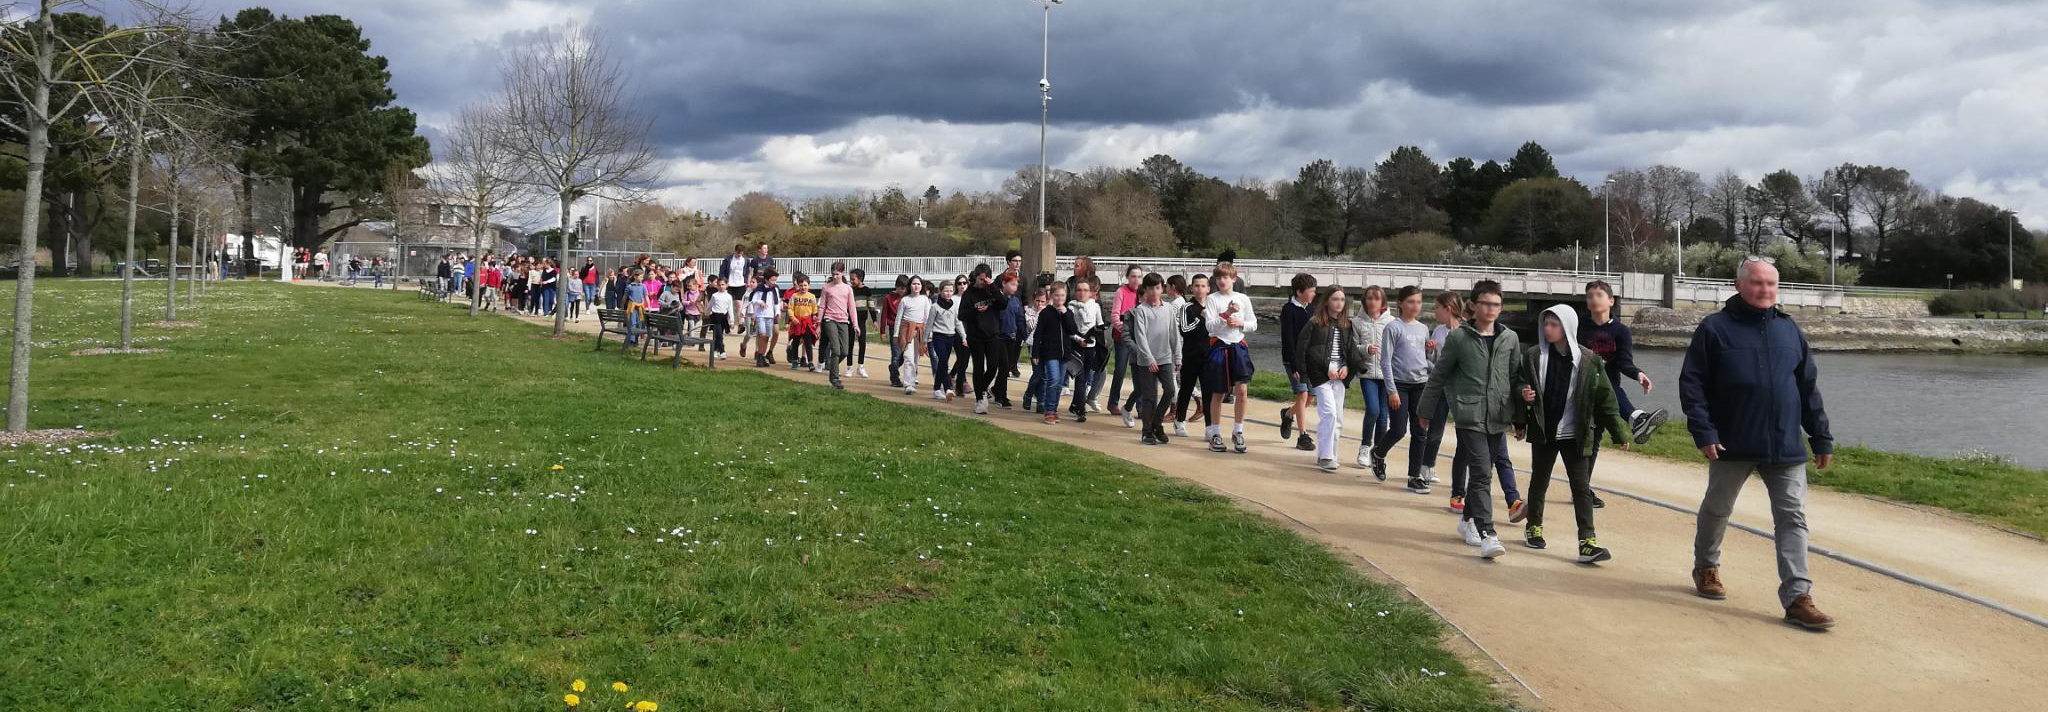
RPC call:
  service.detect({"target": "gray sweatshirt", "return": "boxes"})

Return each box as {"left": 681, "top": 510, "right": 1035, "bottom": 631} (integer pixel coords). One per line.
{"left": 1128, "top": 302, "right": 1183, "bottom": 368}
{"left": 1350, "top": 311, "right": 1394, "bottom": 380}
{"left": 1382, "top": 318, "right": 1432, "bottom": 386}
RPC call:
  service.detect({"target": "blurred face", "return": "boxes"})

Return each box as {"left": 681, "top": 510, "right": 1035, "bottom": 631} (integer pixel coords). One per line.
{"left": 1364, "top": 291, "right": 1386, "bottom": 316}
{"left": 1008, "top": 256, "right": 1023, "bottom": 271}
{"left": 1470, "top": 294, "right": 1504, "bottom": 326}
{"left": 1215, "top": 274, "right": 1235, "bottom": 293}
{"left": 758, "top": 244, "right": 769, "bottom": 257}
{"left": 1544, "top": 315, "right": 1566, "bottom": 344}
{"left": 1586, "top": 287, "right": 1614, "bottom": 315}
{"left": 1435, "top": 302, "right": 1459, "bottom": 324}
{"left": 1001, "top": 279, "right": 1018, "bottom": 295}
{"left": 910, "top": 279, "right": 925, "bottom": 296}
{"left": 1738, "top": 261, "right": 1779, "bottom": 310}
{"left": 1190, "top": 278, "right": 1210, "bottom": 301}
{"left": 1126, "top": 268, "right": 1144, "bottom": 288}
{"left": 1400, "top": 293, "right": 1423, "bottom": 319}
{"left": 1326, "top": 290, "right": 1348, "bottom": 319}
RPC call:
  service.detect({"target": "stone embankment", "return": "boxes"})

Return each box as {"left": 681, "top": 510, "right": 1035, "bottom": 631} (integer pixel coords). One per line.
{"left": 1633, "top": 304, "right": 2048, "bottom": 353}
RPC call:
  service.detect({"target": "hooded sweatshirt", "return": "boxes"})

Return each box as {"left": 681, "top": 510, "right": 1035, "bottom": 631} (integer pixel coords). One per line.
{"left": 1350, "top": 310, "right": 1395, "bottom": 380}
{"left": 1537, "top": 304, "right": 1584, "bottom": 439}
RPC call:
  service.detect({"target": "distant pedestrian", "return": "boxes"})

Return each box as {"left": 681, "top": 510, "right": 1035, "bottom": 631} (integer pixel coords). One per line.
{"left": 1680, "top": 258, "right": 1837, "bottom": 630}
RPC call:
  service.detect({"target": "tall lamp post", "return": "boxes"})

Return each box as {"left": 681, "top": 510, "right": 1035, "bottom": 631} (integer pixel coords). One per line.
{"left": 1037, "top": 0, "right": 1061, "bottom": 236}
{"left": 2010, "top": 212, "right": 2017, "bottom": 288}
{"left": 1602, "top": 177, "right": 1615, "bottom": 272}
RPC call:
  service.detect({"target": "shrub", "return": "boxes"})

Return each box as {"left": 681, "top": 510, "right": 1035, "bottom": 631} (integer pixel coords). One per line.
{"left": 1930, "top": 287, "right": 2048, "bottom": 316}
{"left": 1353, "top": 231, "right": 1457, "bottom": 263}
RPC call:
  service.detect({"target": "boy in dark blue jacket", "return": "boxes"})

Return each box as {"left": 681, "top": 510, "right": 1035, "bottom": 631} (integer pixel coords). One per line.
{"left": 1278, "top": 273, "right": 1317, "bottom": 450}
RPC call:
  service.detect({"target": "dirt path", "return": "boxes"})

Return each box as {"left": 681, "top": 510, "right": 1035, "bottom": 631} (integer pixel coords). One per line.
{"left": 441, "top": 291, "right": 2048, "bottom": 711}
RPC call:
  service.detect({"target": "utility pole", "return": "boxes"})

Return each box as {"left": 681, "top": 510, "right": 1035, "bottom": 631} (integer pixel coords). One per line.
{"left": 1037, "top": 0, "right": 1060, "bottom": 235}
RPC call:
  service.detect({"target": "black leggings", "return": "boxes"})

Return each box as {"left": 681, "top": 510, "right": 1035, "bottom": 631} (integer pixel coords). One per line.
{"left": 970, "top": 332, "right": 1007, "bottom": 399}
{"left": 853, "top": 309, "right": 870, "bottom": 364}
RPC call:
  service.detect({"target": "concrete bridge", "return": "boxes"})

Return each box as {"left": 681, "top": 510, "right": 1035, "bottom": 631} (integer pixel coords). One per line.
{"left": 740, "top": 255, "right": 1847, "bottom": 314}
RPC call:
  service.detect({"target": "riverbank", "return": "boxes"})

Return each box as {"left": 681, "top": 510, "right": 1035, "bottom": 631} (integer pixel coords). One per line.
{"left": 1632, "top": 416, "right": 2048, "bottom": 539}
{"left": 1632, "top": 306, "right": 2048, "bottom": 354}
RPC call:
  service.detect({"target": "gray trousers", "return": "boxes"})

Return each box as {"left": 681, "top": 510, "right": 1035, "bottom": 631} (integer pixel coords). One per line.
{"left": 1455, "top": 428, "right": 1498, "bottom": 535}
{"left": 1695, "top": 460, "right": 1812, "bottom": 607}
{"left": 823, "top": 320, "right": 852, "bottom": 382}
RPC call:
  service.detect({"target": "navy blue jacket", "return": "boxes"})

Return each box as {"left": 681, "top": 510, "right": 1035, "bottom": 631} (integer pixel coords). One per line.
{"left": 997, "top": 295, "right": 1024, "bottom": 341}
{"left": 1031, "top": 305, "right": 1080, "bottom": 362}
{"left": 1678, "top": 296, "right": 1833, "bottom": 464}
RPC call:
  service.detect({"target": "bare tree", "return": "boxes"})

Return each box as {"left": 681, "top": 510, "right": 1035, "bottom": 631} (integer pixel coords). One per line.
{"left": 427, "top": 100, "right": 537, "bottom": 315}
{"left": 0, "top": 0, "right": 199, "bottom": 431}
{"left": 497, "top": 26, "right": 656, "bottom": 335}
{"left": 1602, "top": 169, "right": 1657, "bottom": 269}
{"left": 1855, "top": 165, "right": 1924, "bottom": 263}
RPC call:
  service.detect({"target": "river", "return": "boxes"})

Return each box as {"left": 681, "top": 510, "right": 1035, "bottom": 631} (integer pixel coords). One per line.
{"left": 1240, "top": 322, "right": 2048, "bottom": 468}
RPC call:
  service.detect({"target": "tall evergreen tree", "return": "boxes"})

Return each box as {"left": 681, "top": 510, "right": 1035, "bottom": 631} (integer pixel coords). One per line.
{"left": 1504, "top": 141, "right": 1559, "bottom": 182}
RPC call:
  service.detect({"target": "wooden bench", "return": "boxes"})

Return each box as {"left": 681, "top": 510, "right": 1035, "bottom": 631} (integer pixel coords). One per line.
{"left": 641, "top": 312, "right": 715, "bottom": 369}
{"left": 594, "top": 308, "right": 642, "bottom": 354}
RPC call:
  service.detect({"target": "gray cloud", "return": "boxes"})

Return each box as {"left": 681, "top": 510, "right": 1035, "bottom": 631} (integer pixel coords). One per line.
{"left": 186, "top": 0, "right": 2048, "bottom": 224}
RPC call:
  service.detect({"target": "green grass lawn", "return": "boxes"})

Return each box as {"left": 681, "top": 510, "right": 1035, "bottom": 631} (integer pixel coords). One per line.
{"left": 0, "top": 280, "right": 1506, "bottom": 711}
{"left": 1631, "top": 416, "right": 2048, "bottom": 538}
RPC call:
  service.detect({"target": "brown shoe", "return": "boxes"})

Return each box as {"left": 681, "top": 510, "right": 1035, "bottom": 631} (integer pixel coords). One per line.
{"left": 1692, "top": 566, "right": 1727, "bottom": 600}
{"left": 1784, "top": 595, "right": 1835, "bottom": 631}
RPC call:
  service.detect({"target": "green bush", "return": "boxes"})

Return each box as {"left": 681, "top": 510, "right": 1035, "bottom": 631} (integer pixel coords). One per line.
{"left": 1353, "top": 231, "right": 1459, "bottom": 263}
{"left": 1930, "top": 286, "right": 2048, "bottom": 316}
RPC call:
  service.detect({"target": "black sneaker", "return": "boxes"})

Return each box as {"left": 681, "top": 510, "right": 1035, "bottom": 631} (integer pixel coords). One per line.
{"left": 1406, "top": 478, "right": 1431, "bottom": 495}
{"left": 1232, "top": 432, "right": 1247, "bottom": 453}
{"left": 1152, "top": 429, "right": 1169, "bottom": 445}
{"left": 1279, "top": 409, "right": 1294, "bottom": 439}
{"left": 1631, "top": 408, "right": 1670, "bottom": 445}
{"left": 1074, "top": 412, "right": 1088, "bottom": 424}
{"left": 1294, "top": 434, "right": 1314, "bottom": 451}
{"left": 830, "top": 379, "right": 845, "bottom": 391}
{"left": 1524, "top": 525, "right": 1547, "bottom": 550}
{"left": 1371, "top": 455, "right": 1388, "bottom": 482}
{"left": 1141, "top": 433, "right": 1159, "bottom": 446}
{"left": 1209, "top": 434, "right": 1228, "bottom": 452}
{"left": 1577, "top": 538, "right": 1612, "bottom": 564}
{"left": 1591, "top": 494, "right": 1607, "bottom": 509}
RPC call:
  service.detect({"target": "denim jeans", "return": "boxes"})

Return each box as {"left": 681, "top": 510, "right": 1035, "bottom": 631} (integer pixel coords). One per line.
{"left": 1108, "top": 340, "right": 1133, "bottom": 409}
{"left": 1357, "top": 378, "right": 1390, "bottom": 452}
{"left": 1037, "top": 357, "right": 1066, "bottom": 414}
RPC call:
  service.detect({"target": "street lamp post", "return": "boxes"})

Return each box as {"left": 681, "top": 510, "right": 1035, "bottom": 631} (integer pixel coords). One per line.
{"left": 1036, "top": 0, "right": 1061, "bottom": 236}
{"left": 1829, "top": 192, "right": 1845, "bottom": 286}
{"left": 1602, "top": 177, "right": 1615, "bottom": 271}
{"left": 2010, "top": 213, "right": 2017, "bottom": 288}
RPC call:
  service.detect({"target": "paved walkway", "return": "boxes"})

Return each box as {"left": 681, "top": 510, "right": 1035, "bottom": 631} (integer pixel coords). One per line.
{"left": 428, "top": 289, "right": 2046, "bottom": 711}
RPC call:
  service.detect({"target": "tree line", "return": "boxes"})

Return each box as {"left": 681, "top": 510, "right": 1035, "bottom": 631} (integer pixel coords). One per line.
{"left": 644, "top": 140, "right": 2040, "bottom": 290}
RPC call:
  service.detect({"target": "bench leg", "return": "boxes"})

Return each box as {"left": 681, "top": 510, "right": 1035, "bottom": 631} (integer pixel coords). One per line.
{"left": 595, "top": 330, "right": 606, "bottom": 351}
{"left": 671, "top": 343, "right": 682, "bottom": 369}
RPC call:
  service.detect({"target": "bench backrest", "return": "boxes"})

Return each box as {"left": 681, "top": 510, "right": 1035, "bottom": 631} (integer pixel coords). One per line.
{"left": 596, "top": 308, "right": 628, "bottom": 324}
{"left": 644, "top": 313, "right": 682, "bottom": 334}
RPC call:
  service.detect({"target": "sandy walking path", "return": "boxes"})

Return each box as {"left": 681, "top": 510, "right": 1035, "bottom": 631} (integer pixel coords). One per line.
{"left": 438, "top": 290, "right": 2048, "bottom": 711}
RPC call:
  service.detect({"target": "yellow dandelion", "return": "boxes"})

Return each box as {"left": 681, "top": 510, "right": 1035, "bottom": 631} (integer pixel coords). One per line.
{"left": 634, "top": 701, "right": 658, "bottom": 712}
{"left": 572, "top": 679, "right": 587, "bottom": 693}
{"left": 552, "top": 464, "right": 565, "bottom": 471}
{"left": 611, "top": 681, "right": 629, "bottom": 693}
{"left": 564, "top": 693, "right": 581, "bottom": 707}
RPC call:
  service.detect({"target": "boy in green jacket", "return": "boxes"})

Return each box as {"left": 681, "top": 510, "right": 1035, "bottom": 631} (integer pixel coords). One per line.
{"left": 1419, "top": 280, "right": 1523, "bottom": 559}
{"left": 1513, "top": 304, "right": 1632, "bottom": 563}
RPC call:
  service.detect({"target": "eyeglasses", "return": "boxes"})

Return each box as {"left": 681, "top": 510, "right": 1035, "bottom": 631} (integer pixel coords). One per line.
{"left": 1473, "top": 300, "right": 1504, "bottom": 309}
{"left": 1743, "top": 255, "right": 1777, "bottom": 265}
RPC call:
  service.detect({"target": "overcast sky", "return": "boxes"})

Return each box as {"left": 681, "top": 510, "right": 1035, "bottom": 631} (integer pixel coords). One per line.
{"left": 201, "top": 0, "right": 2048, "bottom": 226}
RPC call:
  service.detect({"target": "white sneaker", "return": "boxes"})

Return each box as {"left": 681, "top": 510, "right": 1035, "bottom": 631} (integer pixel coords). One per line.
{"left": 1122, "top": 410, "right": 1136, "bottom": 428}
{"left": 1172, "top": 422, "right": 1188, "bottom": 438}
{"left": 1480, "top": 535, "right": 1506, "bottom": 559}
{"left": 809, "top": 364, "right": 821, "bottom": 373}
{"left": 933, "top": 389, "right": 947, "bottom": 401}
{"left": 904, "top": 385, "right": 916, "bottom": 395}
{"left": 1424, "top": 465, "right": 1439, "bottom": 484}
{"left": 1089, "top": 399, "right": 1103, "bottom": 413}
{"left": 1356, "top": 443, "right": 1371, "bottom": 469}
{"left": 857, "top": 366, "right": 869, "bottom": 379}
{"left": 1457, "top": 519, "right": 1482, "bottom": 546}
{"left": 973, "top": 398, "right": 988, "bottom": 415}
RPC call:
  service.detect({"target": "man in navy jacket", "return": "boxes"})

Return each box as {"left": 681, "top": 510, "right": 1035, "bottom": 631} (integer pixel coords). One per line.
{"left": 1680, "top": 258, "right": 1836, "bottom": 631}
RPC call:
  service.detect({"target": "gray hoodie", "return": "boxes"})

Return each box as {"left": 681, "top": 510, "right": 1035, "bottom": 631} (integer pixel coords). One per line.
{"left": 1128, "top": 301, "right": 1183, "bottom": 368}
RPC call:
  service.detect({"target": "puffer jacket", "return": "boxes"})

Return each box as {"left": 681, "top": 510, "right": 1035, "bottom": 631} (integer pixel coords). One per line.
{"left": 1418, "top": 321, "right": 1523, "bottom": 435}
{"left": 1296, "top": 320, "right": 1372, "bottom": 389}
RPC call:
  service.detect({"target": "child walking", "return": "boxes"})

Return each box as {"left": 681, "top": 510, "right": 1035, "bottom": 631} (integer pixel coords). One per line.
{"left": 1375, "top": 286, "right": 1435, "bottom": 494}
{"left": 1065, "top": 280, "right": 1107, "bottom": 423}
{"left": 1297, "top": 287, "right": 1371, "bottom": 471}
{"left": 746, "top": 273, "right": 783, "bottom": 368}
{"left": 1127, "top": 274, "right": 1181, "bottom": 445}
{"left": 1172, "top": 273, "right": 1211, "bottom": 438}
{"left": 1020, "top": 285, "right": 1049, "bottom": 413}
{"left": 1203, "top": 263, "right": 1258, "bottom": 453}
{"left": 1419, "top": 280, "right": 1522, "bottom": 560}
{"left": 1032, "top": 281, "right": 1082, "bottom": 424}
{"left": 1351, "top": 285, "right": 1394, "bottom": 476}
{"left": 785, "top": 273, "right": 820, "bottom": 371}
{"left": 706, "top": 275, "right": 733, "bottom": 360}
{"left": 1515, "top": 304, "right": 1631, "bottom": 562}
{"left": 895, "top": 276, "right": 932, "bottom": 395}
{"left": 1278, "top": 273, "right": 1318, "bottom": 451}
{"left": 926, "top": 280, "right": 963, "bottom": 402}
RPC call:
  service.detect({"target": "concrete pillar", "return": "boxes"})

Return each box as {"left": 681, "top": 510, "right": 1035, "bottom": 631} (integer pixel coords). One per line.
{"left": 1021, "top": 230, "right": 1056, "bottom": 284}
